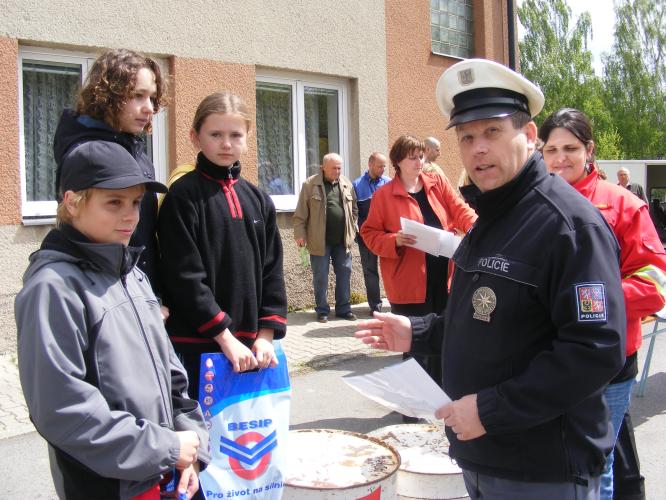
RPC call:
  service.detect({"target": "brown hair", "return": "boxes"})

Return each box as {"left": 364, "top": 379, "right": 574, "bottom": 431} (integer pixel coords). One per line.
{"left": 192, "top": 92, "right": 251, "bottom": 133}
{"left": 75, "top": 49, "right": 167, "bottom": 134}
{"left": 56, "top": 189, "right": 92, "bottom": 226}
{"left": 389, "top": 135, "right": 424, "bottom": 172}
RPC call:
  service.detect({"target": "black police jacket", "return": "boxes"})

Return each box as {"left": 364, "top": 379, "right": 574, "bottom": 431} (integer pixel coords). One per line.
{"left": 411, "top": 153, "right": 626, "bottom": 483}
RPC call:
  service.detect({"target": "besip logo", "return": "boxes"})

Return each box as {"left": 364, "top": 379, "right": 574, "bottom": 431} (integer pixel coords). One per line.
{"left": 220, "top": 428, "right": 277, "bottom": 480}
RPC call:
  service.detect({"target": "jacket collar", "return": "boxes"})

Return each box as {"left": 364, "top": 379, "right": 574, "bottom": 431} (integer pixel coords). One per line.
{"left": 390, "top": 172, "right": 439, "bottom": 197}
{"left": 572, "top": 163, "right": 599, "bottom": 199}
{"left": 41, "top": 224, "right": 142, "bottom": 277}
{"left": 475, "top": 151, "right": 548, "bottom": 220}
{"left": 196, "top": 151, "right": 241, "bottom": 180}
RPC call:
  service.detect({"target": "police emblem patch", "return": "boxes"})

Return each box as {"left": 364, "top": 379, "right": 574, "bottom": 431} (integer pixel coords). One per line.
{"left": 458, "top": 68, "right": 474, "bottom": 86}
{"left": 575, "top": 283, "right": 607, "bottom": 322}
{"left": 472, "top": 286, "right": 496, "bottom": 322}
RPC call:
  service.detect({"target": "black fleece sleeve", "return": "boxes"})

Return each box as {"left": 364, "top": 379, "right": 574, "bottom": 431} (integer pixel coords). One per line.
{"left": 257, "top": 196, "right": 288, "bottom": 338}
{"left": 158, "top": 192, "right": 232, "bottom": 338}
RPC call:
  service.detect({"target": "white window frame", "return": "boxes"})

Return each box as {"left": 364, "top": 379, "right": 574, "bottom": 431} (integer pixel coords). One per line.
{"left": 17, "top": 46, "right": 168, "bottom": 225}
{"left": 256, "top": 70, "right": 349, "bottom": 212}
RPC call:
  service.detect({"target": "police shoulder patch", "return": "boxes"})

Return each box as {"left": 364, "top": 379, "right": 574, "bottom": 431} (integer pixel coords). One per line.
{"left": 575, "top": 283, "right": 607, "bottom": 322}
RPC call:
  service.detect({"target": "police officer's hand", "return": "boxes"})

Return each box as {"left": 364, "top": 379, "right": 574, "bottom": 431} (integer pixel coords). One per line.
{"left": 355, "top": 312, "right": 412, "bottom": 352}
{"left": 436, "top": 394, "right": 487, "bottom": 441}
{"left": 175, "top": 430, "right": 200, "bottom": 468}
{"left": 395, "top": 231, "right": 417, "bottom": 247}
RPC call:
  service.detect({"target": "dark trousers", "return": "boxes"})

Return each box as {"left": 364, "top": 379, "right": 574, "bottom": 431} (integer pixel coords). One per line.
{"left": 357, "top": 236, "right": 381, "bottom": 311}
{"left": 462, "top": 470, "right": 600, "bottom": 500}
{"left": 612, "top": 412, "right": 645, "bottom": 500}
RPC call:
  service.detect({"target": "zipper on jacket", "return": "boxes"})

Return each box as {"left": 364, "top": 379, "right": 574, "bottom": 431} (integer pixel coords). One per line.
{"left": 121, "top": 275, "right": 173, "bottom": 429}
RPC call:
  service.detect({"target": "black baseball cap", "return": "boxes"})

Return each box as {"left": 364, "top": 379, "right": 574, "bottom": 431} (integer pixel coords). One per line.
{"left": 60, "top": 141, "right": 167, "bottom": 193}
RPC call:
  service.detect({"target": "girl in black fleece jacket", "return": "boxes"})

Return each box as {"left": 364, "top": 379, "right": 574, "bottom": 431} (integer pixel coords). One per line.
{"left": 158, "top": 92, "right": 287, "bottom": 397}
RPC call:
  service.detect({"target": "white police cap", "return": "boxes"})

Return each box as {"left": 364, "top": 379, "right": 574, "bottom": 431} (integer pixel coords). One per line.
{"left": 436, "top": 58, "right": 544, "bottom": 129}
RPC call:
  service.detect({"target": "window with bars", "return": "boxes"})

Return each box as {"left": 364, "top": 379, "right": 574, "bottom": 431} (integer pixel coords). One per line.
{"left": 430, "top": 0, "right": 474, "bottom": 59}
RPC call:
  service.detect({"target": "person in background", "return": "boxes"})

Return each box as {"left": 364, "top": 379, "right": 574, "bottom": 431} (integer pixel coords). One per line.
{"left": 356, "top": 59, "right": 625, "bottom": 499}
{"left": 617, "top": 167, "right": 648, "bottom": 203}
{"left": 422, "top": 136, "right": 445, "bottom": 177}
{"left": 360, "top": 134, "right": 476, "bottom": 400}
{"left": 53, "top": 48, "right": 166, "bottom": 299}
{"left": 158, "top": 92, "right": 287, "bottom": 392}
{"left": 540, "top": 107, "right": 666, "bottom": 500}
{"left": 353, "top": 152, "right": 390, "bottom": 315}
{"left": 293, "top": 153, "right": 359, "bottom": 323}
{"left": 16, "top": 141, "right": 208, "bottom": 500}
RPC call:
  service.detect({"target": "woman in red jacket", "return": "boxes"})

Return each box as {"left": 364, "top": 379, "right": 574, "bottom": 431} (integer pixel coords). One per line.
{"left": 361, "top": 135, "right": 476, "bottom": 395}
{"left": 540, "top": 108, "right": 666, "bottom": 500}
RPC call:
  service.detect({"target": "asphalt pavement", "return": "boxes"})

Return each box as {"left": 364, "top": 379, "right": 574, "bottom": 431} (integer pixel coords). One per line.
{"left": 1, "top": 303, "right": 665, "bottom": 499}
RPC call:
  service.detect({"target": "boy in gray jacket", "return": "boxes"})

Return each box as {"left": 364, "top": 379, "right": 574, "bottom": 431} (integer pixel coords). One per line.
{"left": 15, "top": 141, "right": 209, "bottom": 500}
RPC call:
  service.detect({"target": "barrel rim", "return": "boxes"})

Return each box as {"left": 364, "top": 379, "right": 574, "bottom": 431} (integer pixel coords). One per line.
{"left": 285, "top": 428, "right": 402, "bottom": 491}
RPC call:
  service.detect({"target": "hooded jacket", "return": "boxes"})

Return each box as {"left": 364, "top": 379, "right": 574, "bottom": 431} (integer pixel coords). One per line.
{"left": 411, "top": 154, "right": 625, "bottom": 482}
{"left": 53, "top": 109, "right": 161, "bottom": 293}
{"left": 15, "top": 225, "right": 209, "bottom": 499}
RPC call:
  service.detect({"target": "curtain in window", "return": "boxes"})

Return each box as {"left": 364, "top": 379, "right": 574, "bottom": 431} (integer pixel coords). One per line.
{"left": 256, "top": 82, "right": 294, "bottom": 195}
{"left": 304, "top": 87, "right": 339, "bottom": 178}
{"left": 22, "top": 61, "right": 80, "bottom": 201}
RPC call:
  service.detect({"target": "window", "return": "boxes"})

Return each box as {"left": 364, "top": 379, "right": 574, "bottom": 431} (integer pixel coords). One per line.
{"left": 430, "top": 0, "right": 474, "bottom": 59}
{"left": 256, "top": 72, "right": 348, "bottom": 211}
{"left": 18, "top": 47, "right": 168, "bottom": 223}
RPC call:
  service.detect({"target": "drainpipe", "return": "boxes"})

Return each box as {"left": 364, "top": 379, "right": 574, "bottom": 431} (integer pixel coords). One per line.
{"left": 507, "top": 0, "right": 516, "bottom": 69}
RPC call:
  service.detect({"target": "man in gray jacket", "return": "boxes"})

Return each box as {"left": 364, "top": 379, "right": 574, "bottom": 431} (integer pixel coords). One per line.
{"left": 15, "top": 141, "right": 209, "bottom": 499}
{"left": 293, "top": 153, "right": 358, "bottom": 322}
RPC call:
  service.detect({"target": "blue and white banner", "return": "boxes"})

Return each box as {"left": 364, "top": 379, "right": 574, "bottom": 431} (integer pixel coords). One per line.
{"left": 198, "top": 343, "right": 290, "bottom": 499}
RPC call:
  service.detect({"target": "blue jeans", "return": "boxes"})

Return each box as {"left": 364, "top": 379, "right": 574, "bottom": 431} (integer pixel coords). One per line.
{"left": 357, "top": 236, "right": 381, "bottom": 310}
{"left": 600, "top": 378, "right": 635, "bottom": 500}
{"left": 310, "top": 244, "right": 352, "bottom": 315}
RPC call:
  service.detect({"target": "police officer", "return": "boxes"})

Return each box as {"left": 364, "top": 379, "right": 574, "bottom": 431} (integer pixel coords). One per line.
{"left": 356, "top": 59, "right": 625, "bottom": 499}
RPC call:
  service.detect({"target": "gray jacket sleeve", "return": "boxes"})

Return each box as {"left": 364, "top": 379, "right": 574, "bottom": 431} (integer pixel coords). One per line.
{"left": 168, "top": 344, "right": 211, "bottom": 466}
{"left": 15, "top": 275, "right": 180, "bottom": 482}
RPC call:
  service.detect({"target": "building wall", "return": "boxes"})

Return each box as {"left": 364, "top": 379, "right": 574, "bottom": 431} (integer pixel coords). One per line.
{"left": 385, "top": 0, "right": 510, "bottom": 184}
{"left": 0, "top": 0, "right": 389, "bottom": 353}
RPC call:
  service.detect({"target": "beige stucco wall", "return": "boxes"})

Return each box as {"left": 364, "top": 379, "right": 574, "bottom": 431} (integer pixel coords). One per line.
{"left": 0, "top": 0, "right": 388, "bottom": 173}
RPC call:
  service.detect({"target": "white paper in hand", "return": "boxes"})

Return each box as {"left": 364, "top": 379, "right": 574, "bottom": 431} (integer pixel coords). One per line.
{"left": 342, "top": 358, "right": 451, "bottom": 420}
{"left": 400, "top": 217, "right": 461, "bottom": 258}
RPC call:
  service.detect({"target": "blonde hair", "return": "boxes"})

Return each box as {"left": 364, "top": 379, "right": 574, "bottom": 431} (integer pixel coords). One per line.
{"left": 56, "top": 189, "right": 93, "bottom": 226}
{"left": 192, "top": 92, "right": 251, "bottom": 133}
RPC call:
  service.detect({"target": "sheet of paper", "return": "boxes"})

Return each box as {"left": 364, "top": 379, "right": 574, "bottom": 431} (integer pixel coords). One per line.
{"left": 400, "top": 217, "right": 461, "bottom": 258}
{"left": 342, "top": 358, "right": 451, "bottom": 420}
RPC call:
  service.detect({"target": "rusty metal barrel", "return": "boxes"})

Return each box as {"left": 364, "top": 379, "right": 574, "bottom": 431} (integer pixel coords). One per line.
{"left": 283, "top": 429, "right": 401, "bottom": 499}
{"left": 368, "top": 423, "right": 468, "bottom": 499}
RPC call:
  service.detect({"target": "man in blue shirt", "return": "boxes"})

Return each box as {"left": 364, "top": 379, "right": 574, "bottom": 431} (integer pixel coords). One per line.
{"left": 353, "top": 152, "right": 390, "bottom": 314}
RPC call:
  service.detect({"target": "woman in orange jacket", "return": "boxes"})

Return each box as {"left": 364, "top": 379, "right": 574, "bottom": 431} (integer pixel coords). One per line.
{"left": 361, "top": 135, "right": 476, "bottom": 393}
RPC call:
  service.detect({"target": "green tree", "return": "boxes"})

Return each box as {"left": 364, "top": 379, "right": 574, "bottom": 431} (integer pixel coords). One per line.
{"left": 518, "top": 0, "right": 599, "bottom": 124}
{"left": 603, "top": 0, "right": 666, "bottom": 158}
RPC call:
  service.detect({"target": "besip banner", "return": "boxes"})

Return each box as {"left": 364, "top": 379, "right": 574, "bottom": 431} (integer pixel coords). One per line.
{"left": 198, "top": 343, "right": 291, "bottom": 500}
